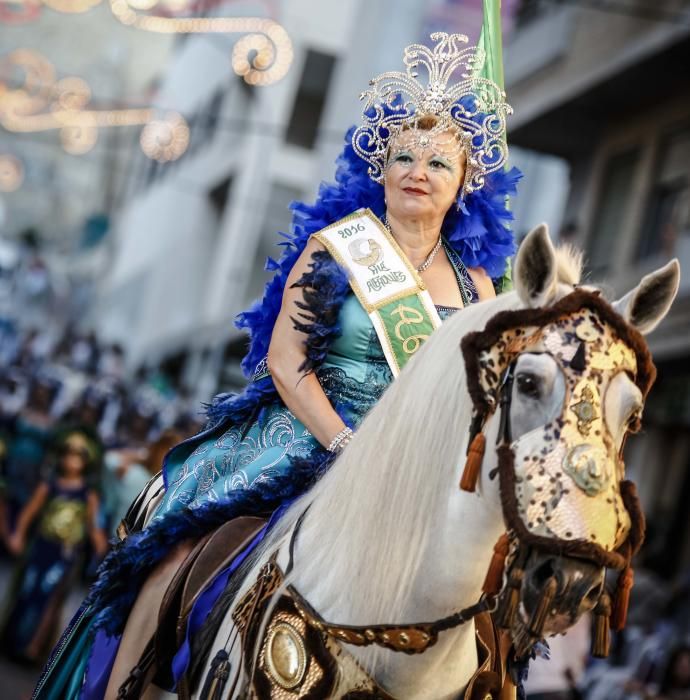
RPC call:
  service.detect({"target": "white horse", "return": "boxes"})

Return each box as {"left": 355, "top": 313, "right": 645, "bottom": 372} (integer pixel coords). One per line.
{"left": 110, "top": 225, "right": 679, "bottom": 700}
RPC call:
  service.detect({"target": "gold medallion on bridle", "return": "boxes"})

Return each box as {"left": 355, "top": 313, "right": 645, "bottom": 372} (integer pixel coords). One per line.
{"left": 265, "top": 621, "right": 307, "bottom": 690}
{"left": 570, "top": 385, "right": 599, "bottom": 437}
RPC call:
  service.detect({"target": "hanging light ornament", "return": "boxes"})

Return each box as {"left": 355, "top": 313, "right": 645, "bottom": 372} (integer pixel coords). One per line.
{"left": 0, "top": 49, "right": 188, "bottom": 161}
{"left": 0, "top": 49, "right": 55, "bottom": 120}
{"left": 0, "top": 0, "right": 292, "bottom": 86}
{"left": 0, "top": 154, "right": 24, "bottom": 192}
{"left": 140, "top": 111, "right": 189, "bottom": 162}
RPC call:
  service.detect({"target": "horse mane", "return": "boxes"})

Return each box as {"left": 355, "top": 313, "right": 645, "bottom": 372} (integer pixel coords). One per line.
{"left": 240, "top": 243, "right": 583, "bottom": 669}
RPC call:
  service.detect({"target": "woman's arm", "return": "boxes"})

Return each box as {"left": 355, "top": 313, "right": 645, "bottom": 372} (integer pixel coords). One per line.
{"left": 7, "top": 482, "right": 49, "bottom": 554}
{"left": 268, "top": 237, "right": 349, "bottom": 449}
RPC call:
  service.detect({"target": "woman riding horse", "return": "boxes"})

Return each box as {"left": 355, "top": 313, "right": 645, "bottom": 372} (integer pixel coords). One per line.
{"left": 35, "top": 32, "right": 518, "bottom": 699}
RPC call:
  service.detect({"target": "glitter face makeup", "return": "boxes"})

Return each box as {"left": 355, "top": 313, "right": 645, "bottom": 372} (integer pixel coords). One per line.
{"left": 383, "top": 127, "right": 466, "bottom": 223}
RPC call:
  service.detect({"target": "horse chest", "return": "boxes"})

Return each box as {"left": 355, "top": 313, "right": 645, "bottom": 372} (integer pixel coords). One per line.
{"left": 224, "top": 559, "right": 506, "bottom": 700}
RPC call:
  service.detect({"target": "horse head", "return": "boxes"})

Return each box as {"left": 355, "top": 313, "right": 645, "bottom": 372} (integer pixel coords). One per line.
{"left": 461, "top": 224, "right": 680, "bottom": 657}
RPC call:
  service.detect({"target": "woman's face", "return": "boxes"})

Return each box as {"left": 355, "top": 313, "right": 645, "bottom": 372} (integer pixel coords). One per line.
{"left": 384, "top": 128, "right": 466, "bottom": 225}
{"left": 61, "top": 447, "right": 88, "bottom": 477}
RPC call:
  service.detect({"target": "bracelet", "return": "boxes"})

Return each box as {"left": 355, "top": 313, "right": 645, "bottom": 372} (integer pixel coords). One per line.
{"left": 328, "top": 427, "right": 353, "bottom": 453}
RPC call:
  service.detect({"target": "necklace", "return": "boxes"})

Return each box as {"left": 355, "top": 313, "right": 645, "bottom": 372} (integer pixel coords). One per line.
{"left": 384, "top": 219, "right": 443, "bottom": 272}
{"left": 416, "top": 236, "right": 443, "bottom": 272}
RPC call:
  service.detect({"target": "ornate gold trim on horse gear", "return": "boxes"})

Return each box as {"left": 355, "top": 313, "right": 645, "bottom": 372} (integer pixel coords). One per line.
{"left": 231, "top": 555, "right": 509, "bottom": 699}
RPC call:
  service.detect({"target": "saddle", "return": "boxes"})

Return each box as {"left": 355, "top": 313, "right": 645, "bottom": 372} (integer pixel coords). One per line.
{"left": 116, "top": 515, "right": 268, "bottom": 699}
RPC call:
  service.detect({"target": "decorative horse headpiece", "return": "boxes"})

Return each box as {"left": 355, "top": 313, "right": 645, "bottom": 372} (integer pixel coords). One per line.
{"left": 352, "top": 32, "right": 512, "bottom": 197}
{"left": 458, "top": 228, "right": 680, "bottom": 657}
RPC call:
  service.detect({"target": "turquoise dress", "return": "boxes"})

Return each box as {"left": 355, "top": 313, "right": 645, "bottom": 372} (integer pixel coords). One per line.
{"left": 156, "top": 246, "right": 477, "bottom": 517}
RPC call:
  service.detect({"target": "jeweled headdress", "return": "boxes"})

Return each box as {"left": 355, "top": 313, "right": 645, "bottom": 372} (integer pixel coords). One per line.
{"left": 353, "top": 32, "right": 512, "bottom": 197}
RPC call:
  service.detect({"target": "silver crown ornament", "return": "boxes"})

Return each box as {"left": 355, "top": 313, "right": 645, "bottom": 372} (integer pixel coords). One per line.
{"left": 352, "top": 32, "right": 513, "bottom": 197}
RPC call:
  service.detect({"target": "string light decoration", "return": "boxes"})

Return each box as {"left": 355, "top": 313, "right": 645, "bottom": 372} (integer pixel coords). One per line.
{"left": 0, "top": 49, "right": 56, "bottom": 119}
{"left": 0, "top": 154, "right": 24, "bottom": 191}
{"left": 41, "top": 0, "right": 100, "bottom": 12}
{"left": 107, "top": 1, "right": 293, "bottom": 86}
{"left": 0, "top": 49, "right": 188, "bottom": 161}
{"left": 0, "top": 0, "right": 292, "bottom": 87}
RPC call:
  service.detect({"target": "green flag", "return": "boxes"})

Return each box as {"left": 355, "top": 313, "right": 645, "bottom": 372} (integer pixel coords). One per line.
{"left": 477, "top": 0, "right": 505, "bottom": 90}
{"left": 476, "top": 0, "right": 514, "bottom": 293}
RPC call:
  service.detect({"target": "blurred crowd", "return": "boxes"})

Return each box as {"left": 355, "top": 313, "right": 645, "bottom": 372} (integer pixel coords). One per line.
{"left": 0, "top": 313, "right": 204, "bottom": 666}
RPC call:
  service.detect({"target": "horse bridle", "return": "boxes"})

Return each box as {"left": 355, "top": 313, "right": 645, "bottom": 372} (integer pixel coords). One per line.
{"left": 459, "top": 289, "right": 653, "bottom": 657}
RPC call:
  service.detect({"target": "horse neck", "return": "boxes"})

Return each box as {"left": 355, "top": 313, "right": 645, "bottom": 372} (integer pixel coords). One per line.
{"left": 282, "top": 418, "right": 506, "bottom": 698}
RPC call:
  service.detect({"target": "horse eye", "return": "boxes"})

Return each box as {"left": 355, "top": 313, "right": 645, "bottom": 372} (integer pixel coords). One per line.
{"left": 627, "top": 410, "right": 642, "bottom": 434}
{"left": 516, "top": 372, "right": 540, "bottom": 399}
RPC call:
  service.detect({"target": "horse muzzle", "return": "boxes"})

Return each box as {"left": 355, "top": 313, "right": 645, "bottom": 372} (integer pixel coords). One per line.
{"left": 520, "top": 550, "right": 605, "bottom": 635}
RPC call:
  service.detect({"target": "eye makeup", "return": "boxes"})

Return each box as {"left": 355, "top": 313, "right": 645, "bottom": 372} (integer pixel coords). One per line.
{"left": 387, "top": 148, "right": 457, "bottom": 176}
{"left": 389, "top": 150, "right": 414, "bottom": 166}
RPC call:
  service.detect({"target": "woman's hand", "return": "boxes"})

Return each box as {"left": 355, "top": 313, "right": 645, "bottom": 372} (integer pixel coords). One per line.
{"left": 8, "top": 482, "right": 49, "bottom": 556}
{"left": 268, "top": 237, "right": 350, "bottom": 450}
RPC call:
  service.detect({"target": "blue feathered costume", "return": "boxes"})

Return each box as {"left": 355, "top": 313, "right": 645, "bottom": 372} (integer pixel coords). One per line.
{"left": 33, "top": 125, "right": 520, "bottom": 699}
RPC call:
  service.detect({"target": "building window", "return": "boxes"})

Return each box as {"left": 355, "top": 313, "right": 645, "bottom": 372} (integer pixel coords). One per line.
{"left": 587, "top": 148, "right": 641, "bottom": 274}
{"left": 208, "top": 176, "right": 232, "bottom": 220}
{"left": 637, "top": 125, "right": 690, "bottom": 261}
{"left": 285, "top": 50, "right": 336, "bottom": 150}
{"left": 514, "top": 0, "right": 564, "bottom": 28}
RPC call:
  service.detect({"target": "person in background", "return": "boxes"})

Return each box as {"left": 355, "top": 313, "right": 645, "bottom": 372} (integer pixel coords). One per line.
{"left": 0, "top": 431, "right": 108, "bottom": 664}
{"left": 104, "top": 429, "right": 182, "bottom": 535}
{"left": 3, "top": 374, "right": 59, "bottom": 530}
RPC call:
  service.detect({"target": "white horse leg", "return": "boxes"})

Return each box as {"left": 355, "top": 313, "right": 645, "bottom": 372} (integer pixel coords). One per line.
{"left": 104, "top": 540, "right": 196, "bottom": 700}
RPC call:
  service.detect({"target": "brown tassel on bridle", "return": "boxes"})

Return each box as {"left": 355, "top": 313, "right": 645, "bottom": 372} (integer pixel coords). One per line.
{"left": 528, "top": 575, "right": 558, "bottom": 637}
{"left": 482, "top": 533, "right": 510, "bottom": 596}
{"left": 460, "top": 432, "right": 486, "bottom": 493}
{"left": 495, "top": 566, "right": 524, "bottom": 630}
{"left": 611, "top": 566, "right": 634, "bottom": 631}
{"left": 591, "top": 592, "right": 612, "bottom": 658}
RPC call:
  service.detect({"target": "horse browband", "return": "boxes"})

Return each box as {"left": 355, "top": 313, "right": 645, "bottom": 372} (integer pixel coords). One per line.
{"left": 282, "top": 510, "right": 495, "bottom": 655}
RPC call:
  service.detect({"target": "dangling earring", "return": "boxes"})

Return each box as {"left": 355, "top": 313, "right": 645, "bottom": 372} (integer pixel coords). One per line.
{"left": 456, "top": 193, "right": 469, "bottom": 215}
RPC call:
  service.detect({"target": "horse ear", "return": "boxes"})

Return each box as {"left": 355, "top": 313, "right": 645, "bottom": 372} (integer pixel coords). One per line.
{"left": 613, "top": 259, "right": 680, "bottom": 335}
{"left": 514, "top": 224, "right": 558, "bottom": 308}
